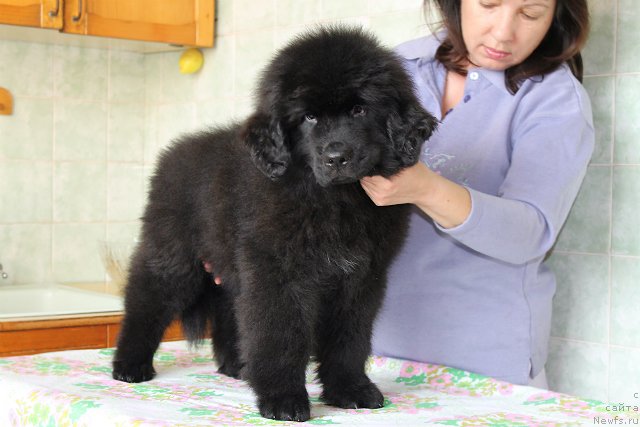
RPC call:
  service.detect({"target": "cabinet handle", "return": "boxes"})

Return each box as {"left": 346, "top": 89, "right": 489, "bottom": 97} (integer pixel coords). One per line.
{"left": 48, "top": 0, "right": 60, "bottom": 17}
{"left": 72, "top": 0, "right": 83, "bottom": 22}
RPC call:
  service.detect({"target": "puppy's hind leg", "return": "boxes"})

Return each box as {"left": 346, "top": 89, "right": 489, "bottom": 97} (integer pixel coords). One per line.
{"left": 112, "top": 253, "right": 200, "bottom": 383}
{"left": 210, "top": 285, "right": 243, "bottom": 379}
{"left": 180, "top": 276, "right": 243, "bottom": 379}
{"left": 112, "top": 269, "right": 172, "bottom": 382}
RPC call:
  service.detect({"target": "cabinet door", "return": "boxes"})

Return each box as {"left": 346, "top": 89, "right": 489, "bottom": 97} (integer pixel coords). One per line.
{"left": 0, "top": 0, "right": 63, "bottom": 29}
{"left": 63, "top": 0, "right": 214, "bottom": 47}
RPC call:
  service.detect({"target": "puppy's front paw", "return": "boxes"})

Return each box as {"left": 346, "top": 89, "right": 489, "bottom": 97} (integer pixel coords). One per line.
{"left": 112, "top": 360, "right": 156, "bottom": 383}
{"left": 321, "top": 382, "right": 384, "bottom": 409}
{"left": 258, "top": 393, "right": 311, "bottom": 422}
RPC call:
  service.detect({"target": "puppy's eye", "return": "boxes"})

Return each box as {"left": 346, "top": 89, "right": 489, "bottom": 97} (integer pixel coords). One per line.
{"left": 304, "top": 114, "right": 317, "bottom": 123}
{"left": 351, "top": 105, "right": 366, "bottom": 117}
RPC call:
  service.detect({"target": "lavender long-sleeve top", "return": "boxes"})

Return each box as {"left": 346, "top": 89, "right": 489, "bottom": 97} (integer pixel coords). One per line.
{"left": 371, "top": 34, "right": 595, "bottom": 385}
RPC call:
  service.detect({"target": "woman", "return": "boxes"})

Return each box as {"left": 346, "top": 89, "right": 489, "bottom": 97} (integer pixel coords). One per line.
{"left": 362, "top": 0, "right": 593, "bottom": 387}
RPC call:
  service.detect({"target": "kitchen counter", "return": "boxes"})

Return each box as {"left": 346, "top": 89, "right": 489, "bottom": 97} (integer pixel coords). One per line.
{"left": 0, "top": 282, "right": 182, "bottom": 356}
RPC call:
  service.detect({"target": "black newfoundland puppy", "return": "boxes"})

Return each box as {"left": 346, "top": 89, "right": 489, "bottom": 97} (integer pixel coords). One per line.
{"left": 113, "top": 26, "right": 437, "bottom": 422}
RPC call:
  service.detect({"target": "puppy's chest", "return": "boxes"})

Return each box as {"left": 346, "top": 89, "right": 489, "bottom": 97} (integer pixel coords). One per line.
{"left": 281, "top": 203, "right": 395, "bottom": 275}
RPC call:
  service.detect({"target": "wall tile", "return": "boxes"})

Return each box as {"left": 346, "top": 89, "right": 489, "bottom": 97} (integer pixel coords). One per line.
{"left": 583, "top": 0, "right": 616, "bottom": 76}
{"left": 0, "top": 224, "right": 52, "bottom": 284}
{"left": 609, "top": 346, "right": 640, "bottom": 404}
{"left": 156, "top": 102, "right": 196, "bottom": 151}
{"left": 106, "top": 221, "right": 141, "bottom": 246}
{"left": 107, "top": 163, "right": 144, "bottom": 222}
{"left": 161, "top": 51, "right": 197, "bottom": 103}
{"left": 0, "top": 41, "right": 53, "bottom": 97}
{"left": 214, "top": 0, "right": 235, "bottom": 37}
{"left": 0, "top": 98, "right": 53, "bottom": 160}
{"left": 108, "top": 103, "right": 145, "bottom": 163}
{"left": 616, "top": 0, "right": 640, "bottom": 73}
{"left": 555, "top": 166, "right": 611, "bottom": 254}
{"left": 612, "top": 166, "right": 640, "bottom": 256}
{"left": 610, "top": 256, "right": 640, "bottom": 347}
{"left": 54, "top": 100, "right": 107, "bottom": 161}
{"left": 546, "top": 338, "right": 608, "bottom": 401}
{"left": 235, "top": 0, "right": 275, "bottom": 33}
{"left": 144, "top": 53, "right": 163, "bottom": 104}
{"left": 614, "top": 75, "right": 640, "bottom": 164}
{"left": 275, "top": 26, "right": 308, "bottom": 48}
{"left": 0, "top": 160, "right": 51, "bottom": 223}
{"left": 52, "top": 223, "right": 106, "bottom": 282}
{"left": 234, "top": 96, "right": 254, "bottom": 120}
{"left": 54, "top": 161, "right": 106, "bottom": 222}
{"left": 100, "top": 225, "right": 138, "bottom": 286}
{"left": 322, "top": 0, "right": 368, "bottom": 21}
{"left": 196, "top": 98, "right": 239, "bottom": 128}
{"left": 143, "top": 104, "right": 159, "bottom": 165}
{"left": 280, "top": 19, "right": 383, "bottom": 46}
{"left": 368, "top": 0, "right": 423, "bottom": 15}
{"left": 194, "top": 36, "right": 235, "bottom": 102}
{"left": 548, "top": 253, "right": 609, "bottom": 344}
{"left": 53, "top": 45, "right": 108, "bottom": 100}
{"left": 142, "top": 165, "right": 155, "bottom": 202}
{"left": 109, "top": 50, "right": 146, "bottom": 102}
{"left": 276, "top": 0, "right": 322, "bottom": 27}
{"left": 583, "top": 76, "right": 613, "bottom": 165}
{"left": 369, "top": 8, "right": 429, "bottom": 48}
{"left": 234, "top": 31, "right": 275, "bottom": 98}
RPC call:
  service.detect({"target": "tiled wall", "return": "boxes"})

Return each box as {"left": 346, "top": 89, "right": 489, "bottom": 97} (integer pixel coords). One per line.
{"left": 0, "top": 0, "right": 638, "bottom": 402}
{"left": 0, "top": 42, "right": 146, "bottom": 284}
{"left": 546, "top": 0, "right": 640, "bottom": 403}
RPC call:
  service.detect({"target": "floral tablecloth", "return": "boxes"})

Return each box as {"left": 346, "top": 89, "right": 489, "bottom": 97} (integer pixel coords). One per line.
{"left": 0, "top": 340, "right": 637, "bottom": 426}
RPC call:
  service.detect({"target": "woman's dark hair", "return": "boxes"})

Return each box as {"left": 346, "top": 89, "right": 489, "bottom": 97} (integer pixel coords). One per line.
{"left": 424, "top": 0, "right": 590, "bottom": 94}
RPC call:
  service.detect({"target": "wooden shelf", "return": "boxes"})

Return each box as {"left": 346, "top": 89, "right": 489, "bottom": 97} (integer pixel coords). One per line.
{"left": 0, "top": 314, "right": 185, "bottom": 357}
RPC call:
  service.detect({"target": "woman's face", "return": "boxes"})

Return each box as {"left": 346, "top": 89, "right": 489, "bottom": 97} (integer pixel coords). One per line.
{"left": 460, "top": 0, "right": 556, "bottom": 70}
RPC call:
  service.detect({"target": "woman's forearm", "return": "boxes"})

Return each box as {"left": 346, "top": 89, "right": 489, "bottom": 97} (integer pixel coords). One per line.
{"left": 414, "top": 166, "right": 471, "bottom": 229}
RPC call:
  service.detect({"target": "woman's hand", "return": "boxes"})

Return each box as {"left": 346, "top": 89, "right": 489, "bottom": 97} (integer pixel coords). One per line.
{"left": 360, "top": 162, "right": 432, "bottom": 207}
{"left": 360, "top": 162, "right": 472, "bottom": 229}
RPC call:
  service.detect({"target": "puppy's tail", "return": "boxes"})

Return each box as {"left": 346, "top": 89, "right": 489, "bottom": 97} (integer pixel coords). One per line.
{"left": 181, "top": 286, "right": 215, "bottom": 346}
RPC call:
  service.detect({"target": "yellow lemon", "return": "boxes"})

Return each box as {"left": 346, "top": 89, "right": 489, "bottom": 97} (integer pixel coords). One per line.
{"left": 179, "top": 48, "right": 204, "bottom": 74}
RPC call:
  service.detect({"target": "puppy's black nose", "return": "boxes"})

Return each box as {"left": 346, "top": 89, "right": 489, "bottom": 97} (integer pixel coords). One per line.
{"left": 322, "top": 142, "right": 353, "bottom": 167}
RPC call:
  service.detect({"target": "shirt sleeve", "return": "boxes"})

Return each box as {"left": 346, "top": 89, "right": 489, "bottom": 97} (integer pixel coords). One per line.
{"left": 434, "top": 69, "right": 595, "bottom": 265}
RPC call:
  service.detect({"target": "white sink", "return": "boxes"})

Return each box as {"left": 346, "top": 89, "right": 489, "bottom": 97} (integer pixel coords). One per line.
{"left": 0, "top": 284, "right": 124, "bottom": 319}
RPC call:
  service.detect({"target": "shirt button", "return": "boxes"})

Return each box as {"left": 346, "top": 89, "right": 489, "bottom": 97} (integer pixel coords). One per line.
{"left": 463, "top": 94, "right": 471, "bottom": 103}
{"left": 469, "top": 71, "right": 479, "bottom": 80}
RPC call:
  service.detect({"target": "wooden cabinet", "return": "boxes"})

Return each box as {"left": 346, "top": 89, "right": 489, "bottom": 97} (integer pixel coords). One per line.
{"left": 0, "top": 0, "right": 214, "bottom": 47}
{"left": 0, "top": 0, "right": 63, "bottom": 29}
{"left": 0, "top": 315, "right": 185, "bottom": 357}
{"left": 62, "top": 0, "right": 214, "bottom": 47}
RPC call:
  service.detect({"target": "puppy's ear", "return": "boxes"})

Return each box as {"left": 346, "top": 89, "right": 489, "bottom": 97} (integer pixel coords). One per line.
{"left": 386, "top": 106, "right": 438, "bottom": 168}
{"left": 242, "top": 113, "right": 291, "bottom": 180}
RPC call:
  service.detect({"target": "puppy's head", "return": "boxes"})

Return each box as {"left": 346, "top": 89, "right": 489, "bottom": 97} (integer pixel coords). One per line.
{"left": 242, "top": 26, "right": 438, "bottom": 187}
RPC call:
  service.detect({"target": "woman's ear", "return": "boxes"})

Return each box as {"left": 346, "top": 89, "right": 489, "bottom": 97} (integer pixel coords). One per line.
{"left": 241, "top": 113, "right": 291, "bottom": 180}
{"left": 386, "top": 106, "right": 438, "bottom": 169}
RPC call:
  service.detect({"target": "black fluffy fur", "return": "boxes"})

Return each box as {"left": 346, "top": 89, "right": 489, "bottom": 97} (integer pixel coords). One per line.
{"left": 112, "top": 26, "right": 437, "bottom": 422}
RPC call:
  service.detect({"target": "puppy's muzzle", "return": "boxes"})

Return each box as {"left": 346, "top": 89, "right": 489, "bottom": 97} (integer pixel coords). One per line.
{"left": 322, "top": 141, "right": 353, "bottom": 169}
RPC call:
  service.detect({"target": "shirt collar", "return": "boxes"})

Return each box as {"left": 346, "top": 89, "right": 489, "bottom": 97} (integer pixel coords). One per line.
{"left": 396, "top": 32, "right": 512, "bottom": 96}
{"left": 471, "top": 68, "right": 511, "bottom": 95}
